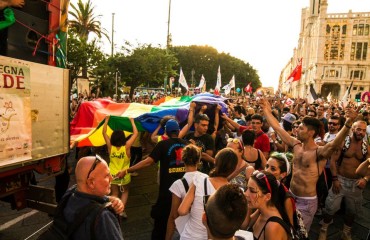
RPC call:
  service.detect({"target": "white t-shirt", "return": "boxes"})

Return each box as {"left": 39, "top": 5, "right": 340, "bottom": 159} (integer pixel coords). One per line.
{"left": 234, "top": 230, "right": 254, "bottom": 240}
{"left": 169, "top": 171, "right": 208, "bottom": 235}
{"left": 180, "top": 174, "right": 216, "bottom": 240}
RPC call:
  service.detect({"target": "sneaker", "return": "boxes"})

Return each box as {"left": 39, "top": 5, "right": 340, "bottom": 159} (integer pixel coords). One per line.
{"left": 130, "top": 171, "right": 139, "bottom": 177}
{"left": 120, "top": 211, "right": 128, "bottom": 219}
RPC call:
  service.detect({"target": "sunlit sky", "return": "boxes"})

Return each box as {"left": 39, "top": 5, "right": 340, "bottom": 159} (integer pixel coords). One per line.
{"left": 70, "top": 0, "right": 369, "bottom": 90}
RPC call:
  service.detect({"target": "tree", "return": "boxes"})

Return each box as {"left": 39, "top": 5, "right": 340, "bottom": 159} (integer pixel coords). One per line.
{"left": 110, "top": 44, "right": 178, "bottom": 99}
{"left": 171, "top": 45, "right": 261, "bottom": 91}
{"left": 68, "top": 0, "right": 109, "bottom": 41}
{"left": 68, "top": 0, "right": 109, "bottom": 78}
{"left": 67, "top": 31, "right": 107, "bottom": 87}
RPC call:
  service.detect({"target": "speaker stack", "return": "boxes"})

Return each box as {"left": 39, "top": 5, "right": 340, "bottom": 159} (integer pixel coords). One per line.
{"left": 0, "top": 0, "right": 50, "bottom": 64}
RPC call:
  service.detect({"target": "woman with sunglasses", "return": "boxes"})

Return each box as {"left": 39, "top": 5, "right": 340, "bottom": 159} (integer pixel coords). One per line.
{"left": 103, "top": 115, "right": 138, "bottom": 218}
{"left": 177, "top": 148, "right": 238, "bottom": 240}
{"left": 226, "top": 137, "right": 255, "bottom": 191}
{"left": 245, "top": 170, "right": 292, "bottom": 240}
{"left": 242, "top": 130, "right": 267, "bottom": 170}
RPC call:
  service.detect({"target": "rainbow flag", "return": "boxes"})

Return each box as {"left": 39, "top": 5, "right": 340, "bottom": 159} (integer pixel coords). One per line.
{"left": 71, "top": 93, "right": 228, "bottom": 147}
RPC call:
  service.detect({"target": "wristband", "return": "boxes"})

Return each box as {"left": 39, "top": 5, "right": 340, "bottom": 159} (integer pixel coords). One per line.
{"left": 344, "top": 123, "right": 352, "bottom": 129}
{"left": 125, "top": 169, "right": 129, "bottom": 175}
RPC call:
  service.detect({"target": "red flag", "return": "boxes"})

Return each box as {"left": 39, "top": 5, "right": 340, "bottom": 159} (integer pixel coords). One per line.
{"left": 244, "top": 82, "right": 252, "bottom": 93}
{"left": 286, "top": 58, "right": 302, "bottom": 84}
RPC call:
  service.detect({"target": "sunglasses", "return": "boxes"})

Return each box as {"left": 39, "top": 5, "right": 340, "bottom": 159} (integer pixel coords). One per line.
{"left": 86, "top": 154, "right": 103, "bottom": 180}
{"left": 252, "top": 170, "right": 272, "bottom": 194}
{"left": 293, "top": 125, "right": 299, "bottom": 128}
{"left": 328, "top": 122, "right": 339, "bottom": 126}
{"left": 227, "top": 138, "right": 244, "bottom": 150}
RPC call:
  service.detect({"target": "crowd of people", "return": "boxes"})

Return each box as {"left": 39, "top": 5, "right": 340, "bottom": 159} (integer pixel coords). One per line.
{"left": 62, "top": 93, "right": 370, "bottom": 240}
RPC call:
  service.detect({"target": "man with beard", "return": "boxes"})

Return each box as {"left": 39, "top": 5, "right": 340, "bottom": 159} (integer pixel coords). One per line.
{"left": 258, "top": 98, "right": 357, "bottom": 233}
{"left": 319, "top": 120, "right": 370, "bottom": 240}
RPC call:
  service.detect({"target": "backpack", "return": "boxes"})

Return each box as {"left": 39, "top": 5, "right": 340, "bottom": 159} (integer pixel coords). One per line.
{"left": 37, "top": 191, "right": 110, "bottom": 240}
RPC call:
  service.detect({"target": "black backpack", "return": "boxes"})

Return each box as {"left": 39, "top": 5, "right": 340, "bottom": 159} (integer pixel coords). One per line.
{"left": 37, "top": 191, "right": 110, "bottom": 240}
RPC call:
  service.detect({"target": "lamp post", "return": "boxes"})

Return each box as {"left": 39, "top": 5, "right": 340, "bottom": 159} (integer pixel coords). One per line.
{"left": 115, "top": 70, "right": 121, "bottom": 97}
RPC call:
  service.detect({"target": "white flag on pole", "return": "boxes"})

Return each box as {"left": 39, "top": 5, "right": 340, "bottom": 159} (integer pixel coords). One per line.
{"left": 229, "top": 75, "right": 235, "bottom": 88}
{"left": 198, "top": 74, "right": 205, "bottom": 89}
{"left": 178, "top": 68, "right": 189, "bottom": 90}
{"left": 215, "top": 65, "right": 221, "bottom": 91}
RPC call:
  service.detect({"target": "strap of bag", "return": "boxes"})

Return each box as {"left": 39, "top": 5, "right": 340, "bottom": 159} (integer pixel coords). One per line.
{"left": 181, "top": 177, "right": 189, "bottom": 192}
{"left": 204, "top": 177, "right": 208, "bottom": 195}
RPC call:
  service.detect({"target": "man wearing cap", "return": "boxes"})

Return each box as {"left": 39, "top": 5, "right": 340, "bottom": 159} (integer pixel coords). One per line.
{"left": 118, "top": 119, "right": 187, "bottom": 240}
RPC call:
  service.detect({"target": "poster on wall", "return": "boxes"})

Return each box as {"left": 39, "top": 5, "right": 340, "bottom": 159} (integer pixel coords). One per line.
{"left": 0, "top": 62, "right": 32, "bottom": 166}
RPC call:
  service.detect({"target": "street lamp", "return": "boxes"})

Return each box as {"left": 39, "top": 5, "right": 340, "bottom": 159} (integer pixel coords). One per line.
{"left": 115, "top": 69, "right": 121, "bottom": 96}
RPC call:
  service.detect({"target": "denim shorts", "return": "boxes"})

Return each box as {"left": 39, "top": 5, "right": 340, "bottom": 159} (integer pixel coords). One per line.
{"left": 325, "top": 175, "right": 363, "bottom": 216}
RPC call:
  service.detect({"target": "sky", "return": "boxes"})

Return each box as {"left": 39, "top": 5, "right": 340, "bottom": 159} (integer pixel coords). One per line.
{"left": 69, "top": 0, "right": 369, "bottom": 90}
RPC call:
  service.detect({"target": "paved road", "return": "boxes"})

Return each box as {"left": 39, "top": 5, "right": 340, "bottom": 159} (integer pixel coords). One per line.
{"left": 1, "top": 162, "right": 369, "bottom": 240}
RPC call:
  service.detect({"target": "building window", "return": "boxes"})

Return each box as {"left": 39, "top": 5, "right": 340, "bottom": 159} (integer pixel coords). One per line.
{"left": 350, "top": 42, "right": 368, "bottom": 60}
{"left": 324, "top": 24, "right": 345, "bottom": 60}
{"left": 353, "top": 87, "right": 358, "bottom": 91}
{"left": 360, "top": 87, "right": 364, "bottom": 91}
{"left": 350, "top": 70, "right": 364, "bottom": 80}
{"left": 353, "top": 24, "right": 370, "bottom": 36}
{"left": 324, "top": 68, "right": 340, "bottom": 78}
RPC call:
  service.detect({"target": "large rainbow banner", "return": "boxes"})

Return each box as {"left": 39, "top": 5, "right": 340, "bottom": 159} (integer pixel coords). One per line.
{"left": 71, "top": 93, "right": 228, "bottom": 147}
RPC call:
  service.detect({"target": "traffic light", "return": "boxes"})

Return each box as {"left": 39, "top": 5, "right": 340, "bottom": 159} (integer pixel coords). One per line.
{"left": 355, "top": 92, "right": 361, "bottom": 102}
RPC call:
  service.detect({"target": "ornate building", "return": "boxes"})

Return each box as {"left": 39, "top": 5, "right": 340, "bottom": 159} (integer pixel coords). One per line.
{"left": 279, "top": 0, "right": 370, "bottom": 101}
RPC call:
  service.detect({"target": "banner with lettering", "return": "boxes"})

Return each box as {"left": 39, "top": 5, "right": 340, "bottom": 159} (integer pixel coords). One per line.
{"left": 0, "top": 62, "right": 32, "bottom": 166}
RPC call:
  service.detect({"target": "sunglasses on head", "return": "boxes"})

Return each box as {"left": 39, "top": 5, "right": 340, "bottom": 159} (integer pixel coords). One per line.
{"left": 227, "top": 138, "right": 244, "bottom": 150}
{"left": 252, "top": 170, "right": 272, "bottom": 194}
{"left": 86, "top": 154, "right": 104, "bottom": 180}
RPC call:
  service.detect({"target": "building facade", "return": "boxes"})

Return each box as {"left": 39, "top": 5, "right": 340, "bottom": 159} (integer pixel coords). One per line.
{"left": 279, "top": 0, "right": 370, "bottom": 102}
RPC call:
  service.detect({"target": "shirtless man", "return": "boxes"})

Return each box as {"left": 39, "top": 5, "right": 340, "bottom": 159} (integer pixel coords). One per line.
{"left": 319, "top": 120, "right": 370, "bottom": 240}
{"left": 258, "top": 98, "right": 357, "bottom": 232}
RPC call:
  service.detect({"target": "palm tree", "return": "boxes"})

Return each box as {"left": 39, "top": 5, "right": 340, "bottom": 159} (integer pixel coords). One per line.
{"left": 68, "top": 0, "right": 109, "bottom": 78}
{"left": 68, "top": 0, "right": 110, "bottom": 42}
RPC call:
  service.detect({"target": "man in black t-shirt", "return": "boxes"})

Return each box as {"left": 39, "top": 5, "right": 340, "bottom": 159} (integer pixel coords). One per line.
{"left": 184, "top": 113, "right": 215, "bottom": 174}
{"left": 120, "top": 119, "right": 186, "bottom": 240}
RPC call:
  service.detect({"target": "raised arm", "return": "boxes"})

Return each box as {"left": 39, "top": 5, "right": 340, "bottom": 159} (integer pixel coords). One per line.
{"left": 151, "top": 124, "right": 161, "bottom": 143}
{"left": 102, "top": 116, "right": 112, "bottom": 154}
{"left": 179, "top": 102, "right": 196, "bottom": 138}
{"left": 125, "top": 118, "right": 139, "bottom": 149}
{"left": 211, "top": 104, "right": 222, "bottom": 140}
{"left": 320, "top": 108, "right": 357, "bottom": 159}
{"left": 221, "top": 113, "right": 241, "bottom": 132}
{"left": 259, "top": 98, "right": 298, "bottom": 147}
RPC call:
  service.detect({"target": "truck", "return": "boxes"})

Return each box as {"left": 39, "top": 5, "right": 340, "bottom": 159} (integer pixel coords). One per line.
{"left": 0, "top": 0, "right": 70, "bottom": 213}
